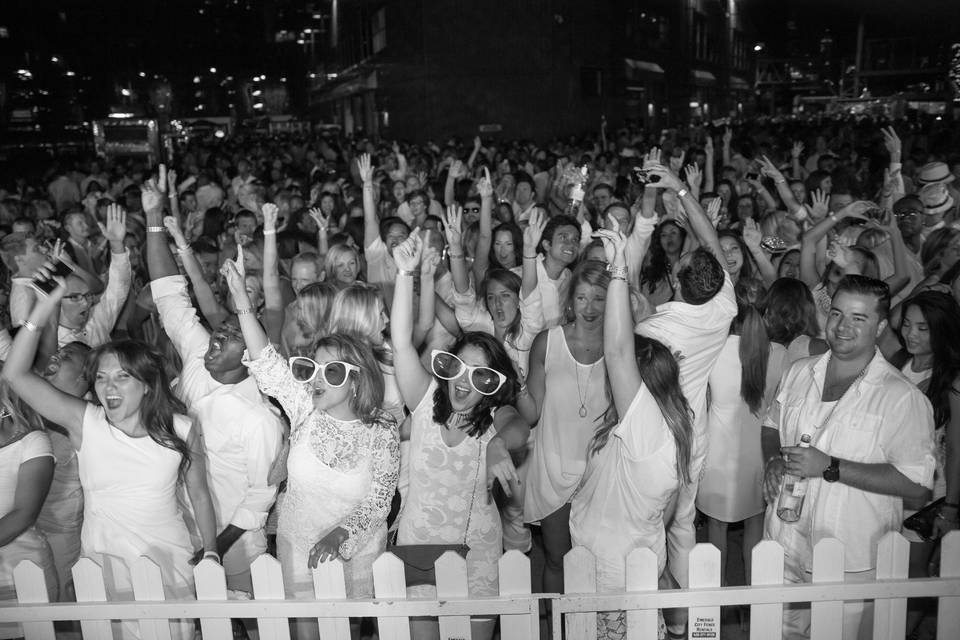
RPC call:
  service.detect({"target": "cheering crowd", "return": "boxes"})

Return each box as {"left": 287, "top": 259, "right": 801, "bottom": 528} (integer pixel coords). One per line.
{"left": 0, "top": 114, "right": 959, "bottom": 640}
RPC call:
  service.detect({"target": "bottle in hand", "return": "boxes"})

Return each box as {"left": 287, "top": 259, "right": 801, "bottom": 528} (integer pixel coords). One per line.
{"left": 776, "top": 433, "right": 812, "bottom": 523}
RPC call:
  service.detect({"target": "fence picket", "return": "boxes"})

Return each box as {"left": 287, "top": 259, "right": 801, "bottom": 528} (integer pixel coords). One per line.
{"left": 624, "top": 547, "right": 658, "bottom": 640}
{"left": 811, "top": 538, "right": 844, "bottom": 640}
{"left": 131, "top": 556, "right": 172, "bottom": 640}
{"left": 373, "top": 552, "right": 410, "bottom": 640}
{"left": 436, "top": 551, "right": 471, "bottom": 640}
{"left": 71, "top": 557, "right": 113, "bottom": 639}
{"left": 563, "top": 546, "right": 597, "bottom": 640}
{"left": 498, "top": 550, "right": 534, "bottom": 640}
{"left": 194, "top": 558, "right": 231, "bottom": 640}
{"left": 938, "top": 531, "right": 960, "bottom": 640}
{"left": 312, "top": 559, "right": 350, "bottom": 640}
{"left": 12, "top": 561, "right": 54, "bottom": 640}
{"left": 250, "top": 554, "right": 290, "bottom": 640}
{"left": 872, "top": 532, "right": 909, "bottom": 640}
{"left": 688, "top": 543, "right": 721, "bottom": 640}
{"left": 749, "top": 540, "right": 785, "bottom": 640}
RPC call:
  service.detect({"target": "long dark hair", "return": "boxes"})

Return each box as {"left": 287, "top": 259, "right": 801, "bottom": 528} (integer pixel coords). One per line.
{"left": 479, "top": 268, "right": 523, "bottom": 344}
{"left": 84, "top": 340, "right": 191, "bottom": 481}
{"left": 642, "top": 220, "right": 686, "bottom": 295}
{"left": 489, "top": 222, "right": 523, "bottom": 270}
{"left": 763, "top": 277, "right": 819, "bottom": 344}
{"left": 733, "top": 278, "right": 769, "bottom": 415}
{"left": 432, "top": 332, "right": 519, "bottom": 438}
{"left": 900, "top": 291, "right": 960, "bottom": 429}
{"left": 589, "top": 335, "right": 693, "bottom": 484}
{"left": 718, "top": 230, "right": 756, "bottom": 282}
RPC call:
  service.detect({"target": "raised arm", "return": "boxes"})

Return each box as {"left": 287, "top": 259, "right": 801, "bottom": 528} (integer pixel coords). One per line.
{"left": 358, "top": 154, "right": 380, "bottom": 251}
{"left": 742, "top": 218, "right": 777, "bottom": 286}
{"left": 221, "top": 247, "right": 267, "bottom": 359}
{"left": 389, "top": 233, "right": 433, "bottom": 408}
{"left": 703, "top": 136, "right": 716, "bottom": 193}
{"left": 759, "top": 156, "right": 803, "bottom": 217}
{"left": 466, "top": 136, "right": 482, "bottom": 170}
{"left": 1, "top": 281, "right": 87, "bottom": 446}
{"left": 414, "top": 246, "right": 439, "bottom": 346}
{"left": 444, "top": 160, "right": 465, "bottom": 207}
{"left": 471, "top": 167, "right": 494, "bottom": 284}
{"left": 521, "top": 209, "right": 545, "bottom": 298}
{"left": 442, "top": 205, "right": 470, "bottom": 294}
{"left": 646, "top": 164, "right": 722, "bottom": 258}
{"left": 594, "top": 222, "right": 642, "bottom": 414}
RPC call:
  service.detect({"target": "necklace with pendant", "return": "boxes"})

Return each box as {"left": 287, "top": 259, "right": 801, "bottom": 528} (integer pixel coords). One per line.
{"left": 574, "top": 360, "right": 599, "bottom": 418}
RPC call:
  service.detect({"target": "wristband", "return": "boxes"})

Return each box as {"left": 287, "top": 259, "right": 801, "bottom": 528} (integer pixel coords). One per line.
{"left": 147, "top": 226, "right": 166, "bottom": 234}
{"left": 775, "top": 178, "right": 786, "bottom": 184}
{"left": 398, "top": 268, "right": 417, "bottom": 277}
{"left": 263, "top": 229, "right": 276, "bottom": 236}
{"left": 829, "top": 213, "right": 838, "bottom": 223}
{"left": 677, "top": 188, "right": 688, "bottom": 198}
{"left": 448, "top": 252, "right": 465, "bottom": 260}
{"left": 235, "top": 308, "right": 254, "bottom": 316}
{"left": 22, "top": 320, "right": 39, "bottom": 333}
{"left": 202, "top": 551, "right": 221, "bottom": 563}
{"left": 176, "top": 245, "right": 192, "bottom": 254}
{"left": 607, "top": 265, "right": 628, "bottom": 280}
{"left": 523, "top": 254, "right": 539, "bottom": 260}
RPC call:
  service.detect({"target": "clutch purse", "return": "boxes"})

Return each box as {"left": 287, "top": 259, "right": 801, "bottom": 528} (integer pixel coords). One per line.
{"left": 903, "top": 497, "right": 945, "bottom": 541}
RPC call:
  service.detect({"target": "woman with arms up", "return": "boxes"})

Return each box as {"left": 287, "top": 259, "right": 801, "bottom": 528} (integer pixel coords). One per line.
{"left": 222, "top": 253, "right": 399, "bottom": 640}
{"left": 390, "top": 231, "right": 528, "bottom": 640}
{"left": 2, "top": 277, "right": 218, "bottom": 640}
{"left": 570, "top": 221, "right": 693, "bottom": 640}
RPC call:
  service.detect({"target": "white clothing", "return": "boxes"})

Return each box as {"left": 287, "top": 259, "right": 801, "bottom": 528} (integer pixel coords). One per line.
{"left": 58, "top": 250, "right": 132, "bottom": 348}
{"left": 532, "top": 255, "right": 572, "bottom": 330}
{"left": 1, "top": 431, "right": 57, "bottom": 639}
{"left": 398, "top": 380, "right": 502, "bottom": 598}
{"left": 524, "top": 326, "right": 607, "bottom": 523}
{"left": 78, "top": 405, "right": 196, "bottom": 640}
{"left": 153, "top": 275, "right": 283, "bottom": 587}
{"left": 635, "top": 271, "right": 736, "bottom": 586}
{"left": 452, "top": 286, "right": 544, "bottom": 382}
{"left": 762, "top": 350, "right": 936, "bottom": 574}
{"left": 36, "top": 428, "right": 84, "bottom": 602}
{"left": 365, "top": 236, "right": 398, "bottom": 302}
{"left": 244, "top": 345, "right": 399, "bottom": 599}
{"left": 570, "top": 382, "right": 680, "bottom": 579}
{"left": 9, "top": 277, "right": 35, "bottom": 328}
{"left": 698, "top": 338, "right": 787, "bottom": 522}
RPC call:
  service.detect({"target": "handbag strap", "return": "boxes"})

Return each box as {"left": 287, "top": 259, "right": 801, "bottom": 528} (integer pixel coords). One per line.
{"left": 462, "top": 442, "right": 482, "bottom": 546}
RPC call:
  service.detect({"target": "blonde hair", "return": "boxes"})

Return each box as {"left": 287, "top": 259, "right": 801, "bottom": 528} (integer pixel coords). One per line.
{"left": 327, "top": 283, "right": 391, "bottom": 363}
{"left": 324, "top": 242, "right": 361, "bottom": 286}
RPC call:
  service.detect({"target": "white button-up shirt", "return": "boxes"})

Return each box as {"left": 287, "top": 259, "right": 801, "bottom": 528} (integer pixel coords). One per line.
{"left": 58, "top": 250, "right": 132, "bottom": 348}
{"left": 763, "top": 350, "right": 936, "bottom": 573}
{"left": 152, "top": 275, "right": 283, "bottom": 575}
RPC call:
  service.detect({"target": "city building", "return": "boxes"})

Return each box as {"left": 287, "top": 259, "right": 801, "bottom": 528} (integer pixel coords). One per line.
{"left": 305, "top": 0, "right": 756, "bottom": 139}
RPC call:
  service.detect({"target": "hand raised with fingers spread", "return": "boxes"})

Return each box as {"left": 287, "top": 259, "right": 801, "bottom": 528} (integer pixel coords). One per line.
{"left": 523, "top": 208, "right": 547, "bottom": 254}
{"left": 449, "top": 159, "right": 465, "bottom": 180}
{"left": 99, "top": 203, "right": 128, "bottom": 249}
{"left": 684, "top": 163, "right": 702, "bottom": 189}
{"left": 163, "top": 216, "right": 186, "bottom": 245}
{"left": 706, "top": 197, "right": 723, "bottom": 228}
{"left": 308, "top": 207, "right": 330, "bottom": 232}
{"left": 742, "top": 218, "right": 762, "bottom": 250}
{"left": 592, "top": 214, "right": 627, "bottom": 266}
{"left": 881, "top": 126, "right": 901, "bottom": 161}
{"left": 643, "top": 146, "right": 662, "bottom": 169}
{"left": 643, "top": 165, "right": 685, "bottom": 192}
{"left": 393, "top": 231, "right": 423, "bottom": 272}
{"left": 810, "top": 189, "right": 829, "bottom": 220}
{"left": 791, "top": 141, "right": 804, "bottom": 160}
{"left": 357, "top": 153, "right": 374, "bottom": 184}
{"left": 441, "top": 205, "right": 463, "bottom": 250}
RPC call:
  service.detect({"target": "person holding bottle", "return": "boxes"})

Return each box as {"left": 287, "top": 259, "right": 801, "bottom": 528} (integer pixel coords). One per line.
{"left": 760, "top": 275, "right": 936, "bottom": 640}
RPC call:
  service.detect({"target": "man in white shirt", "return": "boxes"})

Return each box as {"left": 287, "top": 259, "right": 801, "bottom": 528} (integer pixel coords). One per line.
{"left": 528, "top": 214, "right": 580, "bottom": 329}
{"left": 512, "top": 172, "right": 543, "bottom": 224}
{"left": 57, "top": 208, "right": 132, "bottom": 348}
{"left": 145, "top": 193, "right": 283, "bottom": 593}
{"left": 633, "top": 165, "right": 737, "bottom": 637}
{"left": 762, "top": 275, "right": 935, "bottom": 640}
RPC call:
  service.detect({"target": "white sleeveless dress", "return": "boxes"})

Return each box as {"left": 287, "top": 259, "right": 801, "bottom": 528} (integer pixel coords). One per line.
{"left": 78, "top": 405, "right": 195, "bottom": 640}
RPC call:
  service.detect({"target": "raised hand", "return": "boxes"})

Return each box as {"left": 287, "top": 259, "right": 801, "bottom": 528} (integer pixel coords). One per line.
{"left": 167, "top": 168, "right": 178, "bottom": 195}
{"left": 393, "top": 231, "right": 423, "bottom": 272}
{"left": 98, "top": 203, "right": 127, "bottom": 247}
{"left": 262, "top": 202, "right": 280, "bottom": 231}
{"left": 523, "top": 208, "right": 546, "bottom": 253}
{"left": 420, "top": 245, "right": 440, "bottom": 278}
{"left": 810, "top": 189, "right": 829, "bottom": 221}
{"left": 722, "top": 126, "right": 733, "bottom": 146}
{"left": 357, "top": 153, "right": 374, "bottom": 184}
{"left": 881, "top": 126, "right": 901, "bottom": 161}
{"left": 791, "top": 141, "right": 805, "bottom": 160}
{"left": 684, "top": 163, "right": 702, "bottom": 190}
{"left": 220, "top": 246, "right": 246, "bottom": 295}
{"left": 643, "top": 146, "right": 662, "bottom": 169}
{"left": 477, "top": 166, "right": 494, "bottom": 199}
{"left": 643, "top": 165, "right": 685, "bottom": 192}
{"left": 141, "top": 178, "right": 165, "bottom": 217}
{"left": 308, "top": 207, "right": 330, "bottom": 233}
{"left": 158, "top": 164, "right": 168, "bottom": 195}
{"left": 742, "top": 218, "right": 762, "bottom": 250}
{"left": 473, "top": 135, "right": 482, "bottom": 151}
{"left": 163, "top": 216, "right": 186, "bottom": 245}
{"left": 704, "top": 135, "right": 714, "bottom": 155}
{"left": 669, "top": 150, "right": 686, "bottom": 174}
{"left": 592, "top": 215, "right": 626, "bottom": 266}
{"left": 416, "top": 170, "right": 428, "bottom": 189}
{"left": 441, "top": 205, "right": 463, "bottom": 250}
{"left": 759, "top": 155, "right": 785, "bottom": 182}
{"left": 449, "top": 159, "right": 466, "bottom": 180}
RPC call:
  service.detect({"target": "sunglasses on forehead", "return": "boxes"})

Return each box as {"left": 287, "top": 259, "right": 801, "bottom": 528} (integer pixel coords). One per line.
{"left": 288, "top": 357, "right": 360, "bottom": 387}
{"left": 430, "top": 350, "right": 507, "bottom": 396}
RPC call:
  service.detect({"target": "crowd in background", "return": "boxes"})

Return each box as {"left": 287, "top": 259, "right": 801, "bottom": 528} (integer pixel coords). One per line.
{"left": 1, "top": 112, "right": 959, "bottom": 640}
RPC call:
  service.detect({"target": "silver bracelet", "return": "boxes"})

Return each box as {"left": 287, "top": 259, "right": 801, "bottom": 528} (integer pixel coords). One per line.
{"left": 22, "top": 320, "right": 39, "bottom": 333}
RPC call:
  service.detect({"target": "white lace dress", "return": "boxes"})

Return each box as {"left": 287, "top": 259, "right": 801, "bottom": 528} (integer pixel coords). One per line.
{"left": 397, "top": 381, "right": 502, "bottom": 598}
{"left": 245, "top": 345, "right": 400, "bottom": 598}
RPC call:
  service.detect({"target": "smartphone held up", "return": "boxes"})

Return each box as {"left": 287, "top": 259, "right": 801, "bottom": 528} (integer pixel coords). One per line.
{"left": 29, "top": 257, "right": 76, "bottom": 296}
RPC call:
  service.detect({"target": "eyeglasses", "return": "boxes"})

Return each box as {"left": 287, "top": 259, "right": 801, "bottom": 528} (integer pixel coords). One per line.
{"left": 288, "top": 357, "right": 360, "bottom": 387}
{"left": 430, "top": 349, "right": 507, "bottom": 396}
{"left": 62, "top": 293, "right": 95, "bottom": 303}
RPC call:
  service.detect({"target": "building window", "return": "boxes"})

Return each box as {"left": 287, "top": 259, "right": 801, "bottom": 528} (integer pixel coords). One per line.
{"left": 371, "top": 7, "right": 386, "bottom": 54}
{"left": 581, "top": 67, "right": 603, "bottom": 98}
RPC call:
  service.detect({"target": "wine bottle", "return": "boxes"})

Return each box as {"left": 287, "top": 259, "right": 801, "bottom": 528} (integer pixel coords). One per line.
{"left": 776, "top": 433, "right": 812, "bottom": 523}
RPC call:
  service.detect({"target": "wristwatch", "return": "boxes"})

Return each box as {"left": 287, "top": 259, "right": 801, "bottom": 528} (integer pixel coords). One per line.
{"left": 822, "top": 456, "right": 840, "bottom": 483}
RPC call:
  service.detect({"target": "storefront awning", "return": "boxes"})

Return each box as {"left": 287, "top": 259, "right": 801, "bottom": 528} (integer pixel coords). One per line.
{"left": 730, "top": 75, "right": 752, "bottom": 90}
{"left": 691, "top": 69, "right": 717, "bottom": 86}
{"left": 625, "top": 59, "right": 665, "bottom": 74}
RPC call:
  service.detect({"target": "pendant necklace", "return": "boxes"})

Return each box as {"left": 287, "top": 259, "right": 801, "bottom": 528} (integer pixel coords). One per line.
{"left": 574, "top": 360, "right": 598, "bottom": 418}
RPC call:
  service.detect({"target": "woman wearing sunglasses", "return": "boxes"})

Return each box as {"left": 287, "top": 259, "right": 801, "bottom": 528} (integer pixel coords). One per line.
{"left": 221, "top": 257, "right": 399, "bottom": 640}
{"left": 390, "top": 232, "right": 528, "bottom": 640}
{"left": 575, "top": 222, "right": 693, "bottom": 639}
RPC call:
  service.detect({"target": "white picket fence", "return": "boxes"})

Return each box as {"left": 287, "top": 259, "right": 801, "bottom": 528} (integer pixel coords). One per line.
{"left": 1, "top": 531, "right": 958, "bottom": 640}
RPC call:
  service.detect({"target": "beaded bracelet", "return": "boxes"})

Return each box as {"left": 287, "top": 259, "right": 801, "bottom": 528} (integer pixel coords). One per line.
{"left": 22, "top": 320, "right": 39, "bottom": 333}
{"left": 147, "top": 226, "right": 166, "bottom": 233}
{"left": 398, "top": 268, "right": 417, "bottom": 277}
{"left": 235, "top": 308, "right": 254, "bottom": 316}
